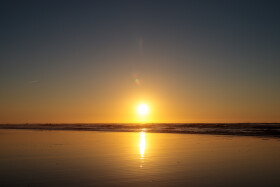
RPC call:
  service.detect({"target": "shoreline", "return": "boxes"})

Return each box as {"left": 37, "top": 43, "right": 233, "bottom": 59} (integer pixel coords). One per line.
{"left": 1, "top": 123, "right": 280, "bottom": 138}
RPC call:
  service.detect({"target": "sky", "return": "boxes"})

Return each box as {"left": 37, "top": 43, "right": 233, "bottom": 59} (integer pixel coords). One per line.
{"left": 0, "top": 0, "right": 279, "bottom": 123}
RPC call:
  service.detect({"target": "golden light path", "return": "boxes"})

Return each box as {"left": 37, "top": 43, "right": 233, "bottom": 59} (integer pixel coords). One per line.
{"left": 139, "top": 132, "right": 146, "bottom": 158}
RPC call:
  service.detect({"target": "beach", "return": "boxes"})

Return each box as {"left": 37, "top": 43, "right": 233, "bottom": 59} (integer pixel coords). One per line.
{"left": 1, "top": 129, "right": 280, "bottom": 186}
{"left": 2, "top": 1, "right": 280, "bottom": 186}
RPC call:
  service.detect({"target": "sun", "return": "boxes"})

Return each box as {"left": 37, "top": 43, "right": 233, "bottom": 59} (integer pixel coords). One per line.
{"left": 137, "top": 104, "right": 149, "bottom": 116}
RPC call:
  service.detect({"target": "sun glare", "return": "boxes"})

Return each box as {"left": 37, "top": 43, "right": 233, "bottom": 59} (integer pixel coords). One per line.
{"left": 137, "top": 104, "right": 149, "bottom": 116}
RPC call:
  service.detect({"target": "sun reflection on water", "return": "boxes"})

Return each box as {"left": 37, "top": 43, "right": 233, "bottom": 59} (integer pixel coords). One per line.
{"left": 139, "top": 132, "right": 146, "bottom": 158}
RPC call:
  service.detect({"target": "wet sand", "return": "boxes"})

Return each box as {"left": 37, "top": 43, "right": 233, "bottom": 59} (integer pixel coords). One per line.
{"left": 1, "top": 129, "right": 280, "bottom": 186}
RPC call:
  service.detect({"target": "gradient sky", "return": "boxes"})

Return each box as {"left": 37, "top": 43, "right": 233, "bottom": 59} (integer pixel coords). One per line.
{"left": 1, "top": 0, "right": 280, "bottom": 123}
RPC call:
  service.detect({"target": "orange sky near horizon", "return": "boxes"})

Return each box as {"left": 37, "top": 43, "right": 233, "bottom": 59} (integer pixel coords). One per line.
{"left": 1, "top": 67, "right": 279, "bottom": 124}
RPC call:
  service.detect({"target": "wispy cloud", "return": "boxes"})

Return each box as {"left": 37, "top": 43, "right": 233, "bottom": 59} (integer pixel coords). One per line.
{"left": 28, "top": 80, "right": 40, "bottom": 84}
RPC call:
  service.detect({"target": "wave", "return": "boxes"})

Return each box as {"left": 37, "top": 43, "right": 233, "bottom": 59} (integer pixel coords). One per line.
{"left": 1, "top": 123, "right": 280, "bottom": 138}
